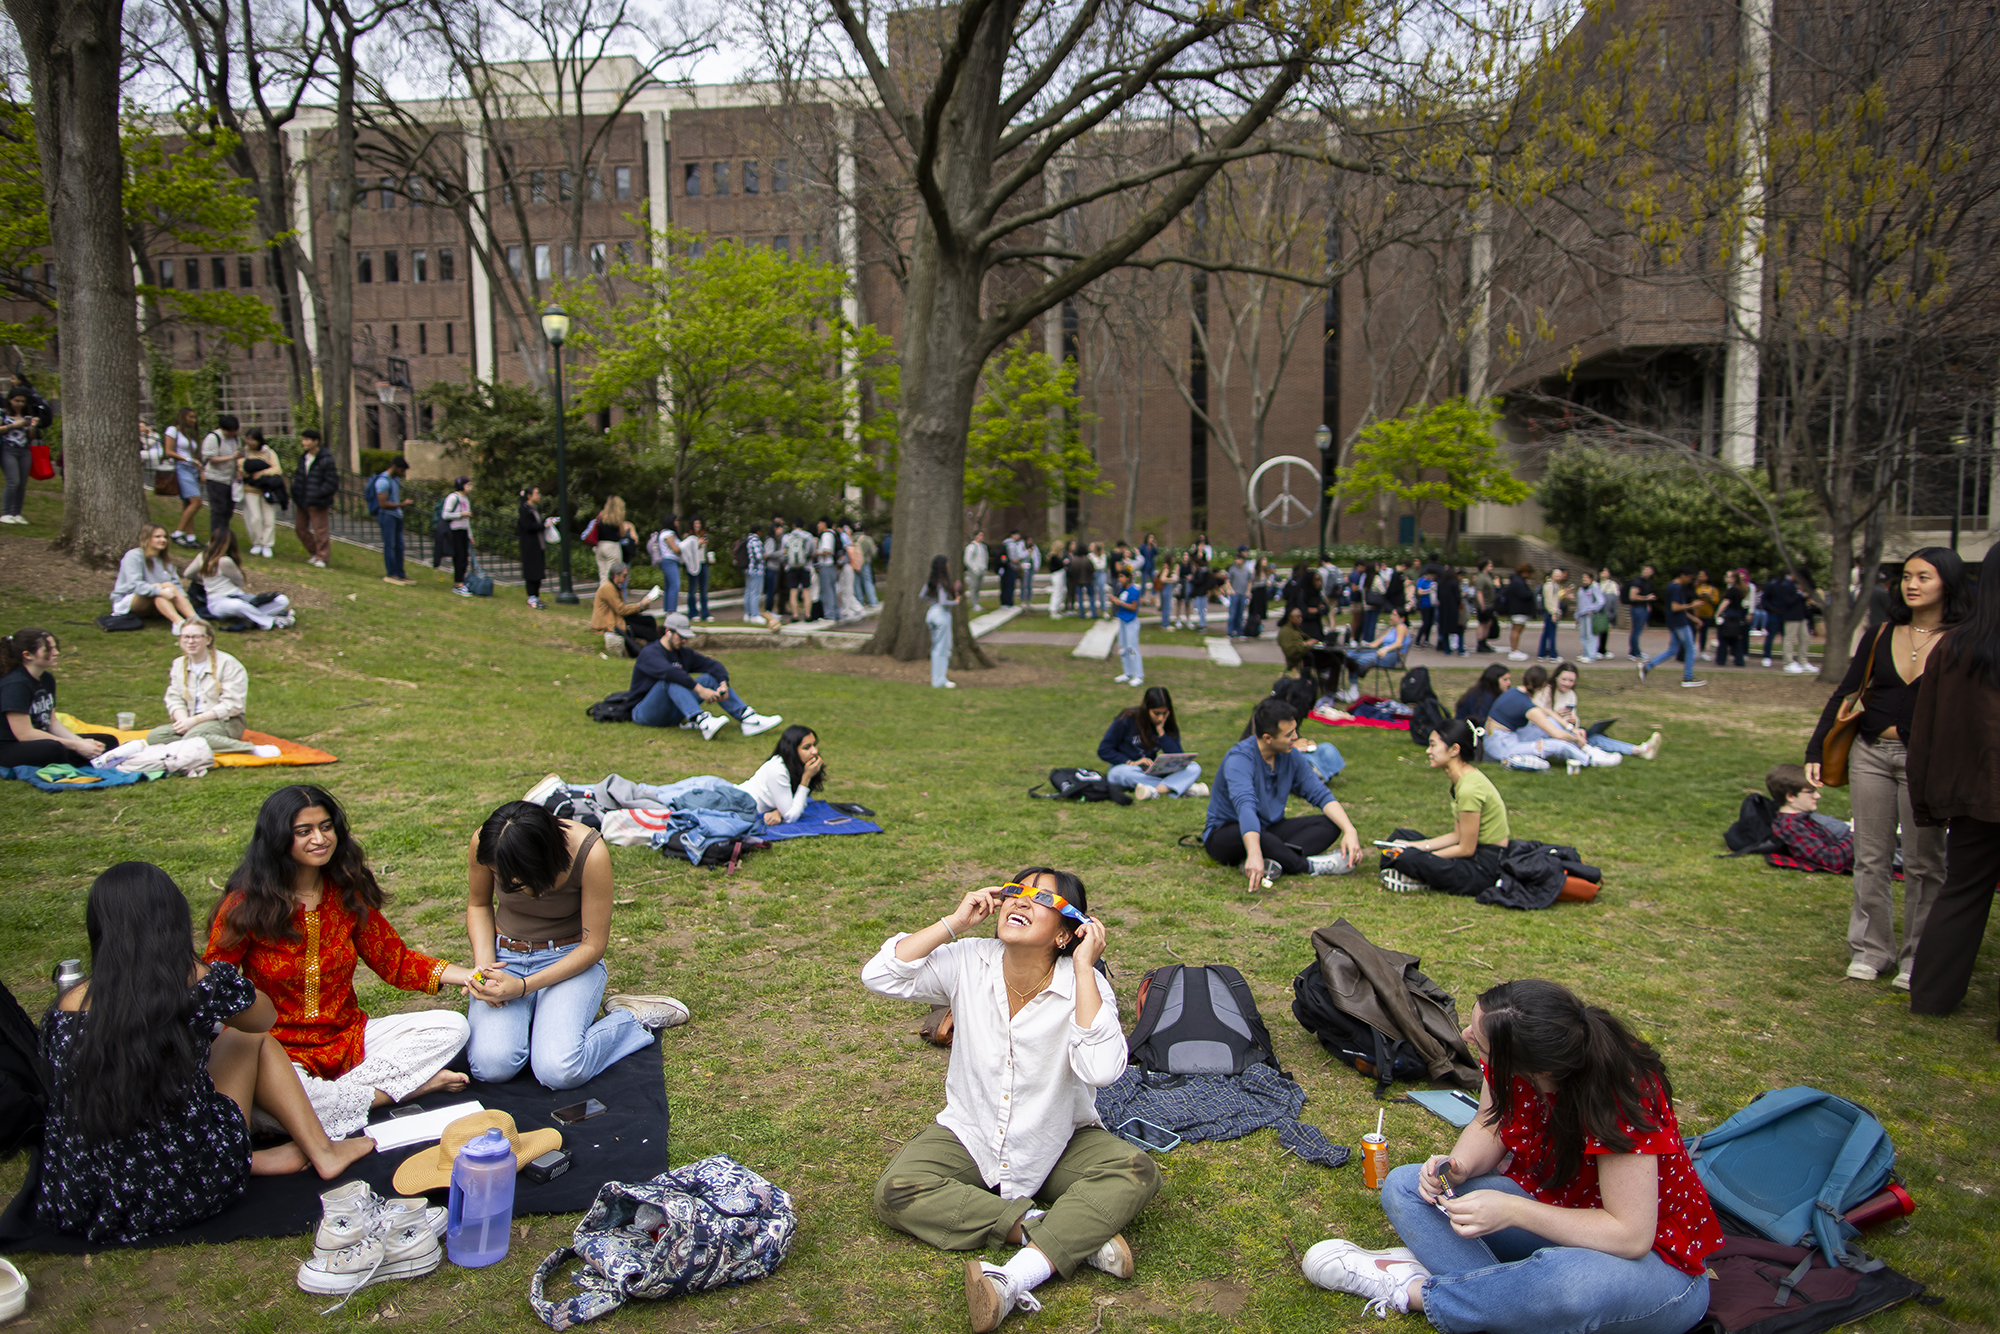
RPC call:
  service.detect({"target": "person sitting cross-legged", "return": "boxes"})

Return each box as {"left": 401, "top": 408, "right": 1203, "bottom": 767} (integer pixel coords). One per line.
{"left": 628, "top": 612, "right": 782, "bottom": 739}
{"left": 864, "top": 871, "right": 1159, "bottom": 1332}
{"left": 1096, "top": 686, "right": 1207, "bottom": 801}
{"left": 1378, "top": 720, "right": 1512, "bottom": 895}
{"left": 1202, "top": 697, "right": 1362, "bottom": 888}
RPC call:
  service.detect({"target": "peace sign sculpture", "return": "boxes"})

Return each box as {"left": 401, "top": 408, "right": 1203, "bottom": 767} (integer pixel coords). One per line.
{"left": 1247, "top": 454, "right": 1323, "bottom": 531}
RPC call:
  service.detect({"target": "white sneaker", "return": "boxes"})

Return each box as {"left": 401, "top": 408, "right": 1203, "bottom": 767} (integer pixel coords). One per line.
{"left": 1893, "top": 970, "right": 1912, "bottom": 991}
{"left": 1380, "top": 866, "right": 1428, "bottom": 894}
{"left": 1585, "top": 746, "right": 1623, "bottom": 766}
{"left": 1301, "top": 1240, "right": 1428, "bottom": 1317}
{"left": 1131, "top": 783, "right": 1157, "bottom": 801}
{"left": 1680, "top": 679, "right": 1709, "bottom": 688}
{"left": 1113, "top": 674, "right": 1131, "bottom": 685}
{"left": 1784, "top": 662, "right": 1808, "bottom": 674}
{"left": 1084, "top": 1233, "right": 1134, "bottom": 1279}
{"left": 1762, "top": 658, "right": 1773, "bottom": 667}
{"left": 605, "top": 993, "right": 691, "bottom": 1030}
{"left": 1187, "top": 782, "right": 1210, "bottom": 798}
{"left": 942, "top": 680, "right": 958, "bottom": 688}
{"left": 697, "top": 713, "right": 729, "bottom": 741}
{"left": 0, "top": 1256, "right": 27, "bottom": 1321}
{"left": 310, "top": 558, "right": 327, "bottom": 568}
{"left": 1639, "top": 731, "right": 1663, "bottom": 760}
{"left": 1505, "top": 753, "right": 1551, "bottom": 771}
{"left": 1508, "top": 650, "right": 1528, "bottom": 660}
{"left": 740, "top": 712, "right": 783, "bottom": 738}
{"left": 314, "top": 1180, "right": 446, "bottom": 1255}
{"left": 965, "top": 1260, "right": 1041, "bottom": 1332}
{"left": 1846, "top": 960, "right": 1879, "bottom": 981}
{"left": 1308, "top": 851, "right": 1354, "bottom": 876}
{"left": 297, "top": 1220, "right": 440, "bottom": 1311}
{"left": 250, "top": 744, "right": 282, "bottom": 758}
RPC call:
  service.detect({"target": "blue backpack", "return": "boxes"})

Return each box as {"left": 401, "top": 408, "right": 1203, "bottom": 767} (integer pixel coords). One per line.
{"left": 364, "top": 470, "right": 388, "bottom": 517}
{"left": 1685, "top": 1086, "right": 1895, "bottom": 1270}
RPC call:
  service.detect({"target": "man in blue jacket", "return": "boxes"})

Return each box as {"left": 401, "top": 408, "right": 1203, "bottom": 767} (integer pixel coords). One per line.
{"left": 1203, "top": 698, "right": 1362, "bottom": 888}
{"left": 629, "top": 613, "right": 783, "bottom": 738}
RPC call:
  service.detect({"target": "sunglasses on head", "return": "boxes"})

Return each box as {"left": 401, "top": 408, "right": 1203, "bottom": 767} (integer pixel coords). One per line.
{"left": 1000, "top": 882, "right": 1089, "bottom": 925}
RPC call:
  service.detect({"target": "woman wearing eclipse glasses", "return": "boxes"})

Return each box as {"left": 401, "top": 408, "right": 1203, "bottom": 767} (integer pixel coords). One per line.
{"left": 862, "top": 869, "right": 1161, "bottom": 1331}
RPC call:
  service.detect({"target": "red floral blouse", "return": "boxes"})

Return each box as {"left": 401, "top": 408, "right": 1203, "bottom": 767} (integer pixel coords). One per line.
{"left": 1486, "top": 1064, "right": 1724, "bottom": 1276}
{"left": 203, "top": 891, "right": 449, "bottom": 1079}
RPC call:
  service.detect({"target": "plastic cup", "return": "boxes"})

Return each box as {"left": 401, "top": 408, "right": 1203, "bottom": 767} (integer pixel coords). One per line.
{"left": 116, "top": 712, "right": 136, "bottom": 730}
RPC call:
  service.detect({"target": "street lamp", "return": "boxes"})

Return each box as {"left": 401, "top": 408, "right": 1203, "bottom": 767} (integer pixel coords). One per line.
{"left": 541, "top": 304, "right": 578, "bottom": 605}
{"left": 1314, "top": 424, "right": 1334, "bottom": 562}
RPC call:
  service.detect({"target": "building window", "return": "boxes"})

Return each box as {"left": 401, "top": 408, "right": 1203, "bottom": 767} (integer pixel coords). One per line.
{"left": 530, "top": 170, "right": 546, "bottom": 203}
{"left": 384, "top": 250, "right": 400, "bottom": 283}
{"left": 445, "top": 323, "right": 455, "bottom": 354}
{"left": 588, "top": 169, "right": 604, "bottom": 201}
{"left": 596, "top": 407, "right": 611, "bottom": 432}
{"left": 413, "top": 248, "right": 428, "bottom": 282}
{"left": 158, "top": 258, "right": 175, "bottom": 289}
{"left": 380, "top": 177, "right": 395, "bottom": 209}
{"left": 185, "top": 257, "right": 201, "bottom": 290}
{"left": 618, "top": 240, "right": 635, "bottom": 264}
{"left": 506, "top": 245, "right": 523, "bottom": 278}
{"left": 391, "top": 323, "right": 400, "bottom": 350}
{"left": 590, "top": 242, "right": 606, "bottom": 276}
{"left": 237, "top": 255, "right": 254, "bottom": 288}
{"left": 743, "top": 160, "right": 759, "bottom": 194}
{"left": 683, "top": 163, "right": 699, "bottom": 197}
{"left": 558, "top": 169, "right": 573, "bottom": 201}
{"left": 615, "top": 165, "right": 632, "bottom": 200}
{"left": 419, "top": 404, "right": 434, "bottom": 433}
{"left": 773, "top": 234, "right": 790, "bottom": 256}
{"left": 419, "top": 322, "right": 428, "bottom": 354}
{"left": 534, "top": 243, "right": 551, "bottom": 279}
{"left": 211, "top": 256, "right": 227, "bottom": 288}
{"left": 438, "top": 248, "right": 455, "bottom": 282}
{"left": 357, "top": 252, "right": 373, "bottom": 283}
{"left": 407, "top": 176, "right": 423, "bottom": 207}
{"left": 712, "top": 161, "right": 729, "bottom": 195}
{"left": 688, "top": 240, "right": 704, "bottom": 259}
{"left": 773, "top": 159, "right": 789, "bottom": 193}
{"left": 563, "top": 243, "right": 577, "bottom": 277}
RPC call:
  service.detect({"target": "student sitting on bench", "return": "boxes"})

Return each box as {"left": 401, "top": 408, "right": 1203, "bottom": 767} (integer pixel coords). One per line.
{"left": 1378, "top": 719, "right": 1512, "bottom": 895}
{"left": 1202, "top": 698, "right": 1362, "bottom": 888}
{"left": 1096, "top": 686, "right": 1207, "bottom": 801}
{"left": 863, "top": 870, "right": 1158, "bottom": 1332}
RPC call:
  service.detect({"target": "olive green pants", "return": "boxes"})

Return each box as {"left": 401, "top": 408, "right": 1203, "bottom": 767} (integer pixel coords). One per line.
{"left": 872, "top": 1123, "right": 1160, "bottom": 1278}
{"left": 144, "top": 716, "right": 255, "bottom": 753}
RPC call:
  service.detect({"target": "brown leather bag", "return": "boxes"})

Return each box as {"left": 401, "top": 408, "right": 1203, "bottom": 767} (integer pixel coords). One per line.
{"left": 1818, "top": 624, "right": 1888, "bottom": 788}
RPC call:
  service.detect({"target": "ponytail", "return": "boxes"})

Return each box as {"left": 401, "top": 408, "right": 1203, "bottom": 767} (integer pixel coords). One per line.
{"left": 0, "top": 627, "right": 52, "bottom": 675}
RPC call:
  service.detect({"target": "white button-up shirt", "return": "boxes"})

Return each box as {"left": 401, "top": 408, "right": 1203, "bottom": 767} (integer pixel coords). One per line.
{"left": 863, "top": 935, "right": 1126, "bottom": 1198}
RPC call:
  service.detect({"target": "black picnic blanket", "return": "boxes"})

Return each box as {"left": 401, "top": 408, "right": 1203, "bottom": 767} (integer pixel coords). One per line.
{"left": 0, "top": 1038, "right": 669, "bottom": 1253}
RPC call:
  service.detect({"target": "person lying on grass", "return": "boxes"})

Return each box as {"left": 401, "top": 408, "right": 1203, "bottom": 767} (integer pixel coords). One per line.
{"left": 42, "top": 863, "right": 375, "bottom": 1244}
{"left": 863, "top": 870, "right": 1159, "bottom": 1332}
{"left": 737, "top": 723, "right": 826, "bottom": 825}
{"left": 1378, "top": 720, "right": 1512, "bottom": 896}
{"left": 205, "top": 784, "right": 479, "bottom": 1141}
{"left": 1302, "top": 978, "right": 1720, "bottom": 1334}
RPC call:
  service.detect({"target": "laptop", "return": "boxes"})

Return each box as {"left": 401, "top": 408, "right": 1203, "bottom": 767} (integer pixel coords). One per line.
{"left": 1149, "top": 752, "right": 1198, "bottom": 777}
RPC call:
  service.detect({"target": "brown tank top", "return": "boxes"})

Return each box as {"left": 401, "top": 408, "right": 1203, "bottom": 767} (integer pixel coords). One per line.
{"left": 492, "top": 825, "right": 598, "bottom": 942}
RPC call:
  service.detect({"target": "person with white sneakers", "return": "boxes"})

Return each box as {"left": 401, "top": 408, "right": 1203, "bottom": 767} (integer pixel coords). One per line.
{"left": 963, "top": 529, "right": 990, "bottom": 611}
{"left": 863, "top": 871, "right": 1159, "bottom": 1333}
{"left": 627, "top": 613, "right": 782, "bottom": 738}
{"left": 1479, "top": 674, "right": 1620, "bottom": 770}
{"left": 1202, "top": 698, "right": 1364, "bottom": 887}
{"left": 1301, "top": 978, "right": 1720, "bottom": 1334}
{"left": 1110, "top": 564, "right": 1144, "bottom": 688}
{"left": 1096, "top": 686, "right": 1207, "bottom": 801}
{"left": 922, "top": 554, "right": 961, "bottom": 688}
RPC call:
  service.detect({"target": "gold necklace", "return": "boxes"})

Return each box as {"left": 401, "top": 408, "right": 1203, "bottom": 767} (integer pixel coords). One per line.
{"left": 1006, "top": 967, "right": 1055, "bottom": 1003}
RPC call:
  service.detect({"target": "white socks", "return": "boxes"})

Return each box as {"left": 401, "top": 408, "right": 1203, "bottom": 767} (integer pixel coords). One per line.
{"left": 1000, "top": 1246, "right": 1053, "bottom": 1298}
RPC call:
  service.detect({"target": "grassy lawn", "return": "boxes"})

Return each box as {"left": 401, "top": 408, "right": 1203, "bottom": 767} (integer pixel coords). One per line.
{"left": 1, "top": 478, "right": 1996, "bottom": 1333}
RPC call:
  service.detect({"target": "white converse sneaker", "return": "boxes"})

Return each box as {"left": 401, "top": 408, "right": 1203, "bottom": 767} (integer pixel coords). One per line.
{"left": 1308, "top": 851, "right": 1354, "bottom": 876}
{"left": 1505, "top": 753, "right": 1551, "bottom": 771}
{"left": 297, "top": 1220, "right": 440, "bottom": 1311}
{"left": 740, "top": 711, "right": 782, "bottom": 738}
{"left": 1131, "top": 783, "right": 1157, "bottom": 801}
{"left": 1186, "top": 783, "right": 1209, "bottom": 798}
{"left": 1301, "top": 1240, "right": 1428, "bottom": 1316}
{"left": 1380, "top": 866, "right": 1428, "bottom": 894}
{"left": 314, "top": 1180, "right": 445, "bottom": 1255}
{"left": 605, "top": 993, "right": 691, "bottom": 1030}
{"left": 697, "top": 713, "right": 729, "bottom": 740}
{"left": 965, "top": 1260, "right": 1041, "bottom": 1332}
{"left": 1585, "top": 746, "right": 1623, "bottom": 767}
{"left": 1084, "top": 1233, "right": 1134, "bottom": 1279}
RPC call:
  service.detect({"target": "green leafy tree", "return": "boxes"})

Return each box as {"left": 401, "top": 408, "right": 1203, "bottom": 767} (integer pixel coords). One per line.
{"left": 1536, "top": 443, "right": 1825, "bottom": 583}
{"left": 956, "top": 341, "right": 1102, "bottom": 525}
{"left": 555, "top": 230, "right": 897, "bottom": 520}
{"left": 0, "top": 95, "right": 52, "bottom": 350}
{"left": 1341, "top": 398, "right": 1530, "bottom": 551}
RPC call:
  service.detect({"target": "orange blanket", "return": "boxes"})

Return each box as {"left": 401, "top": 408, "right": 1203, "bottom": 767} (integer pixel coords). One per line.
{"left": 57, "top": 713, "right": 337, "bottom": 767}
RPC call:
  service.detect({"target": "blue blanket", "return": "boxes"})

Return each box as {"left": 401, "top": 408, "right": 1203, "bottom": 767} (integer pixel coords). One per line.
{"left": 3, "top": 764, "right": 153, "bottom": 791}
{"left": 761, "top": 799, "right": 884, "bottom": 842}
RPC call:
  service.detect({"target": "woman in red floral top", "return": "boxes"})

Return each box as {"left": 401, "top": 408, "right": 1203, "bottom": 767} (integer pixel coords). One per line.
{"left": 1302, "top": 979, "right": 1720, "bottom": 1334}
{"left": 205, "top": 784, "right": 479, "bottom": 1139}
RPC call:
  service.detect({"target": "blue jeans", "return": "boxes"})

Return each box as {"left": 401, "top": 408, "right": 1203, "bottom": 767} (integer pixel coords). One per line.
{"left": 1483, "top": 722, "right": 1589, "bottom": 766}
{"left": 1537, "top": 614, "right": 1560, "bottom": 657}
{"left": 763, "top": 567, "right": 779, "bottom": 612}
{"left": 1090, "top": 571, "right": 1106, "bottom": 617}
{"left": 926, "top": 602, "right": 953, "bottom": 686}
{"left": 685, "top": 566, "right": 709, "bottom": 619}
{"left": 631, "top": 672, "right": 755, "bottom": 728}
{"left": 1158, "top": 591, "right": 1173, "bottom": 629}
{"left": 1645, "top": 624, "right": 1697, "bottom": 680}
{"left": 743, "top": 575, "right": 763, "bottom": 622}
{"left": 1627, "top": 605, "right": 1650, "bottom": 656}
{"left": 817, "top": 565, "right": 839, "bottom": 618}
{"left": 1590, "top": 733, "right": 1639, "bottom": 755}
{"left": 378, "top": 514, "right": 405, "bottom": 578}
{"left": 1116, "top": 617, "right": 1143, "bottom": 682}
{"left": 1108, "top": 761, "right": 1200, "bottom": 795}
{"left": 1227, "top": 593, "right": 1247, "bottom": 636}
{"left": 858, "top": 564, "right": 878, "bottom": 607}
{"left": 1022, "top": 570, "right": 1035, "bottom": 606}
{"left": 1380, "top": 1164, "right": 1709, "bottom": 1334}
{"left": 659, "top": 560, "right": 681, "bottom": 615}
{"left": 464, "top": 940, "right": 653, "bottom": 1090}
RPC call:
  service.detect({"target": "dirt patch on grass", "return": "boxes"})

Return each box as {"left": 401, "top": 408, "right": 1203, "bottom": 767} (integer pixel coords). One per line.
{"left": 794, "top": 648, "right": 1073, "bottom": 688}
{"left": 0, "top": 532, "right": 334, "bottom": 614}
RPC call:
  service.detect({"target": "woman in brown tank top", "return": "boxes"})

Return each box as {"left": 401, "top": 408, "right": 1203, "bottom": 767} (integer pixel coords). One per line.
{"left": 463, "top": 803, "right": 687, "bottom": 1089}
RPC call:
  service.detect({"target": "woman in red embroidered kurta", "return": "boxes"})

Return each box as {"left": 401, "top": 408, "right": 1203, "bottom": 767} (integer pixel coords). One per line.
{"left": 1301, "top": 978, "right": 1719, "bottom": 1334}
{"left": 205, "top": 784, "right": 477, "bottom": 1139}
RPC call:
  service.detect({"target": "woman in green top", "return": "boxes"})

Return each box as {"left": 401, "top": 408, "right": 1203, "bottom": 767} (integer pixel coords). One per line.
{"left": 1380, "top": 719, "right": 1513, "bottom": 895}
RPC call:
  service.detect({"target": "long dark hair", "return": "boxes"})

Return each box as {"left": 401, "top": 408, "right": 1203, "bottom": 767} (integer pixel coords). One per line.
{"left": 199, "top": 526, "right": 240, "bottom": 578}
{"left": 1936, "top": 542, "right": 2000, "bottom": 691}
{"left": 1119, "top": 686, "right": 1179, "bottom": 750}
{"left": 924, "top": 554, "right": 951, "bottom": 600}
{"left": 1, "top": 626, "right": 53, "bottom": 674}
{"left": 1888, "top": 546, "right": 1971, "bottom": 627}
{"left": 772, "top": 724, "right": 825, "bottom": 792}
{"left": 1010, "top": 866, "right": 1089, "bottom": 958}
{"left": 212, "top": 785, "right": 385, "bottom": 946}
{"left": 65, "top": 863, "right": 203, "bottom": 1144}
{"left": 1475, "top": 663, "right": 1510, "bottom": 697}
{"left": 475, "top": 801, "right": 573, "bottom": 897}
{"left": 1475, "top": 979, "right": 1671, "bottom": 1190}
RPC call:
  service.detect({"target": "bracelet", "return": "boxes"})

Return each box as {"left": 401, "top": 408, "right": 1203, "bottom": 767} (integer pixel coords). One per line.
{"left": 939, "top": 918, "right": 957, "bottom": 941}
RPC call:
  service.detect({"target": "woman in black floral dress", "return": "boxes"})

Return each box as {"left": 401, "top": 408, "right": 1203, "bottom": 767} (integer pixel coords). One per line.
{"left": 39, "top": 862, "right": 375, "bottom": 1243}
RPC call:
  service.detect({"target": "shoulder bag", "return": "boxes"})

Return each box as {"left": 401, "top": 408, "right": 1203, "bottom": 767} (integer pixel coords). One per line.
{"left": 1818, "top": 624, "right": 1888, "bottom": 788}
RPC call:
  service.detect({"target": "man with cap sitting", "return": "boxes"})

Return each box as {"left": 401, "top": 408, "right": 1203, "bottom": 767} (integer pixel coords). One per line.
{"left": 628, "top": 613, "right": 783, "bottom": 739}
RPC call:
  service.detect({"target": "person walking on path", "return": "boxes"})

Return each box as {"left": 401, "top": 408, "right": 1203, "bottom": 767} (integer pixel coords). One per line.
{"left": 1502, "top": 564, "right": 1536, "bottom": 660}
{"left": 1762, "top": 570, "right": 1811, "bottom": 672}
{"left": 199, "top": 414, "right": 243, "bottom": 538}
{"left": 1639, "top": 568, "right": 1706, "bottom": 688}
{"left": 1111, "top": 565, "right": 1144, "bottom": 687}
{"left": 923, "top": 555, "right": 961, "bottom": 689}
{"left": 854, "top": 523, "right": 880, "bottom": 609}
{"left": 1807, "top": 548, "right": 1963, "bottom": 989}
{"left": 681, "top": 517, "right": 712, "bottom": 621}
{"left": 291, "top": 430, "right": 336, "bottom": 567}
{"left": 1623, "top": 564, "right": 1656, "bottom": 660}
{"left": 964, "top": 530, "right": 990, "bottom": 611}
{"left": 1472, "top": 558, "right": 1499, "bottom": 653}
{"left": 162, "top": 407, "right": 205, "bottom": 548}
{"left": 517, "top": 487, "right": 547, "bottom": 609}
{"left": 1573, "top": 571, "right": 1605, "bottom": 662}
{"left": 1226, "top": 551, "right": 1253, "bottom": 638}
{"left": 372, "top": 458, "right": 416, "bottom": 585}
{"left": 813, "top": 518, "right": 842, "bottom": 621}
{"left": 441, "top": 477, "right": 474, "bottom": 596}
{"left": 1537, "top": 567, "right": 1567, "bottom": 660}
{"left": 1907, "top": 541, "right": 2000, "bottom": 1028}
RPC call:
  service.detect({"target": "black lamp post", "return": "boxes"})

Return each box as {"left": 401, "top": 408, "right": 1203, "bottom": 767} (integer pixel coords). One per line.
{"left": 1315, "top": 424, "right": 1334, "bottom": 562}
{"left": 542, "top": 304, "right": 578, "bottom": 605}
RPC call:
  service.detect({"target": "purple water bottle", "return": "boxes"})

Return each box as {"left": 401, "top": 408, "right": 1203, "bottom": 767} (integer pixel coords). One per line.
{"left": 445, "top": 1129, "right": 515, "bottom": 1267}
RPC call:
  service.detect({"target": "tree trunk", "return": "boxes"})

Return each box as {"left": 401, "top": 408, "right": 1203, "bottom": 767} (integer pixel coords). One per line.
{"left": 320, "top": 40, "right": 363, "bottom": 469}
{"left": 10, "top": 0, "right": 143, "bottom": 565}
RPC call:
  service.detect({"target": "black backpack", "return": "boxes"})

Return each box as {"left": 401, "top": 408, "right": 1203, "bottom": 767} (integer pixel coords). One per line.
{"left": 1407, "top": 697, "right": 1450, "bottom": 748}
{"left": 1029, "top": 767, "right": 1132, "bottom": 805}
{"left": 731, "top": 534, "right": 751, "bottom": 569}
{"left": 1291, "top": 960, "right": 1430, "bottom": 1092}
{"left": 586, "top": 689, "right": 644, "bottom": 723}
{"left": 0, "top": 979, "right": 52, "bottom": 1161}
{"left": 1722, "top": 792, "right": 1780, "bottom": 856}
{"left": 1398, "top": 666, "right": 1436, "bottom": 705}
{"left": 1125, "top": 964, "right": 1283, "bottom": 1076}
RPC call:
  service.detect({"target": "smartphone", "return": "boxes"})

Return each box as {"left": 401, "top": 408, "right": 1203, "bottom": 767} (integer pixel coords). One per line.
{"left": 384, "top": 1102, "right": 430, "bottom": 1119}
{"left": 1372, "top": 840, "right": 1402, "bottom": 848}
{"left": 1117, "top": 1117, "right": 1182, "bottom": 1153}
{"left": 551, "top": 1098, "right": 607, "bottom": 1124}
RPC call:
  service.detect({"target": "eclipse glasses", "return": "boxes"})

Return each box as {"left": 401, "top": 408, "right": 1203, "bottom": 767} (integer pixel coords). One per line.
{"left": 1000, "top": 882, "right": 1090, "bottom": 925}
